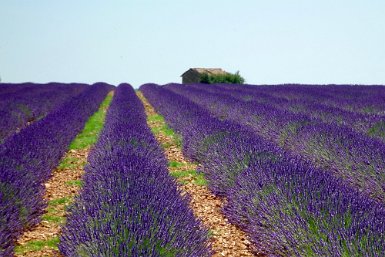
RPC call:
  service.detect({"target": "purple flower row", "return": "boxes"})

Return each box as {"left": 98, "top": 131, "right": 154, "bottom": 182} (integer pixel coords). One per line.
{"left": 195, "top": 84, "right": 385, "bottom": 142}
{"left": 208, "top": 83, "right": 385, "bottom": 117}
{"left": 59, "top": 84, "right": 210, "bottom": 257}
{"left": 0, "top": 83, "right": 88, "bottom": 143}
{"left": 0, "top": 83, "right": 112, "bottom": 256}
{"left": 141, "top": 83, "right": 385, "bottom": 256}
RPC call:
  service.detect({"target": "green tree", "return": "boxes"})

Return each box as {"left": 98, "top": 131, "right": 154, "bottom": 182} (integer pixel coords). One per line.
{"left": 199, "top": 71, "right": 245, "bottom": 84}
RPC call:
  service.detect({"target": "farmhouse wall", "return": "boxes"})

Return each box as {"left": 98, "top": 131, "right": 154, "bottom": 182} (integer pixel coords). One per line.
{"left": 182, "top": 70, "right": 201, "bottom": 84}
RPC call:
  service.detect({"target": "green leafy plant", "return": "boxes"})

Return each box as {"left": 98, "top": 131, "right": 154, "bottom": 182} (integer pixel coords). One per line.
{"left": 199, "top": 71, "right": 245, "bottom": 84}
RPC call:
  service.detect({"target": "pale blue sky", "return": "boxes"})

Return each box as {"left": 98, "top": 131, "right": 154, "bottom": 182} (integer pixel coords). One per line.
{"left": 1, "top": 1, "right": 384, "bottom": 88}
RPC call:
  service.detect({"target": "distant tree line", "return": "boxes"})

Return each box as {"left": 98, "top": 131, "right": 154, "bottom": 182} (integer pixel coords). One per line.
{"left": 199, "top": 71, "right": 245, "bottom": 84}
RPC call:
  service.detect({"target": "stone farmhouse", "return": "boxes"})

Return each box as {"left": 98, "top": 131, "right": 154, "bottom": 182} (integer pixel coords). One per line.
{"left": 181, "top": 68, "right": 228, "bottom": 84}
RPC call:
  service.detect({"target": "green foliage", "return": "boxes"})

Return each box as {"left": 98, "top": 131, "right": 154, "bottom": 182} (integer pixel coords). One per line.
{"left": 69, "top": 93, "right": 112, "bottom": 150}
{"left": 57, "top": 156, "right": 83, "bottom": 170}
{"left": 199, "top": 71, "right": 245, "bottom": 84}
{"left": 149, "top": 114, "right": 182, "bottom": 147}
{"left": 148, "top": 114, "right": 165, "bottom": 123}
{"left": 170, "top": 169, "right": 208, "bottom": 186}
{"left": 168, "top": 161, "right": 185, "bottom": 168}
{"left": 49, "top": 197, "right": 71, "bottom": 206}
{"left": 66, "top": 179, "right": 83, "bottom": 187}
{"left": 14, "top": 237, "right": 59, "bottom": 254}
{"left": 42, "top": 214, "right": 65, "bottom": 223}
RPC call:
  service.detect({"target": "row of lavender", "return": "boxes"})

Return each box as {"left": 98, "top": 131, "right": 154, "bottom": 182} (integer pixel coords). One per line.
{"left": 141, "top": 84, "right": 385, "bottom": 256}
{"left": 198, "top": 84, "right": 385, "bottom": 141}
{"left": 166, "top": 84, "right": 385, "bottom": 203}
{"left": 0, "top": 83, "right": 88, "bottom": 143}
{"left": 214, "top": 83, "right": 385, "bottom": 116}
{"left": 59, "top": 84, "right": 210, "bottom": 256}
{"left": 0, "top": 83, "right": 112, "bottom": 256}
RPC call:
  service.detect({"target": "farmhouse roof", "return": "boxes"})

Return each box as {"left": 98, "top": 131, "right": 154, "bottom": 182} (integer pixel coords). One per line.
{"left": 181, "top": 68, "right": 228, "bottom": 77}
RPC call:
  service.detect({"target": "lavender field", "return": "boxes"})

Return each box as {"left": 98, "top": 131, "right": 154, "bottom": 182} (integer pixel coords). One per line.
{"left": 1, "top": 83, "right": 385, "bottom": 256}
{"left": 141, "top": 83, "right": 385, "bottom": 256}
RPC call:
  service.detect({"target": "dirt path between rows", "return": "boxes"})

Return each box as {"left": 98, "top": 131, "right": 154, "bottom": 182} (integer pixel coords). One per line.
{"left": 137, "top": 92, "right": 258, "bottom": 257}
{"left": 15, "top": 149, "right": 88, "bottom": 257}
